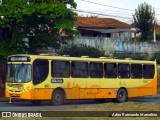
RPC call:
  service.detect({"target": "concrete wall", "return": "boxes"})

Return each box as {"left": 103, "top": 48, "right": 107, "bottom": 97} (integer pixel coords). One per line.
{"left": 70, "top": 36, "right": 160, "bottom": 56}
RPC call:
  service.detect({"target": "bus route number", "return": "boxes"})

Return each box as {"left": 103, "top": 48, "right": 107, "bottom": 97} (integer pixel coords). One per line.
{"left": 51, "top": 79, "right": 63, "bottom": 83}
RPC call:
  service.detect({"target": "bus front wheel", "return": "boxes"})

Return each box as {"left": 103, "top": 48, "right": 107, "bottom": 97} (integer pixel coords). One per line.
{"left": 51, "top": 90, "right": 64, "bottom": 105}
{"left": 116, "top": 88, "right": 128, "bottom": 103}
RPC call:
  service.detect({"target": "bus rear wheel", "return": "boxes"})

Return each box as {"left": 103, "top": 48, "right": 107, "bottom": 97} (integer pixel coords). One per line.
{"left": 51, "top": 90, "right": 64, "bottom": 105}
{"left": 116, "top": 88, "right": 128, "bottom": 103}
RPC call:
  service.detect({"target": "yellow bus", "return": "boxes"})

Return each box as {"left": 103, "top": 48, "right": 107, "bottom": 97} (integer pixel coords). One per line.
{"left": 5, "top": 54, "right": 157, "bottom": 105}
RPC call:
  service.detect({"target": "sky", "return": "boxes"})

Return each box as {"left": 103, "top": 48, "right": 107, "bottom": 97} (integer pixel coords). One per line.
{"left": 70, "top": 0, "right": 160, "bottom": 24}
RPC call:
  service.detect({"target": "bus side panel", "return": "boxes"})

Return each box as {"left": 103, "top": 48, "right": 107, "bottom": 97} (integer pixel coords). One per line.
{"left": 127, "top": 88, "right": 139, "bottom": 97}
{"left": 66, "top": 88, "right": 117, "bottom": 99}
{"left": 139, "top": 76, "right": 157, "bottom": 96}
{"left": 34, "top": 88, "right": 53, "bottom": 100}
{"left": 98, "top": 88, "right": 117, "bottom": 98}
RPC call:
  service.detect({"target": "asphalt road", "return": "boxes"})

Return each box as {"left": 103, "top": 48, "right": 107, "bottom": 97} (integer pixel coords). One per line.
{"left": 0, "top": 100, "right": 101, "bottom": 111}
{"left": 0, "top": 97, "right": 160, "bottom": 112}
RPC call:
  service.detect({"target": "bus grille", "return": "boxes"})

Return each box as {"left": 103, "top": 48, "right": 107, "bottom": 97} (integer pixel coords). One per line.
{"left": 9, "top": 90, "right": 21, "bottom": 92}
{"left": 7, "top": 84, "right": 23, "bottom": 88}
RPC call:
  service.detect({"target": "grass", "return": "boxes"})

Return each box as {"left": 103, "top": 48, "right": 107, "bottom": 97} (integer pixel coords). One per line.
{"left": 60, "top": 101, "right": 160, "bottom": 111}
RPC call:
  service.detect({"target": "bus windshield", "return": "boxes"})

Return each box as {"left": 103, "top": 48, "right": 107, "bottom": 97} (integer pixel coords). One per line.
{"left": 7, "top": 64, "right": 31, "bottom": 83}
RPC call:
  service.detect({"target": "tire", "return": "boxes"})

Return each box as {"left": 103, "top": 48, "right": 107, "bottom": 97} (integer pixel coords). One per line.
{"left": 31, "top": 100, "right": 41, "bottom": 105}
{"left": 51, "top": 90, "right": 64, "bottom": 105}
{"left": 116, "top": 88, "right": 128, "bottom": 103}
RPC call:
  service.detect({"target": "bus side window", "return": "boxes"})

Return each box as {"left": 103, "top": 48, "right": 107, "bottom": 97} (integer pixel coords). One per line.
{"left": 52, "top": 61, "right": 70, "bottom": 78}
{"left": 33, "top": 60, "right": 49, "bottom": 85}
{"left": 71, "top": 62, "right": 88, "bottom": 78}
{"left": 131, "top": 64, "right": 142, "bottom": 78}
{"left": 118, "top": 64, "right": 130, "bottom": 78}
{"left": 143, "top": 65, "right": 154, "bottom": 79}
{"left": 104, "top": 63, "right": 117, "bottom": 78}
{"left": 89, "top": 62, "right": 103, "bottom": 78}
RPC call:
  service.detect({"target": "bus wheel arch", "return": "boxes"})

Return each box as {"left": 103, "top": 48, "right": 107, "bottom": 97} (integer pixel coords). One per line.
{"left": 116, "top": 87, "right": 128, "bottom": 103}
{"left": 51, "top": 88, "right": 65, "bottom": 105}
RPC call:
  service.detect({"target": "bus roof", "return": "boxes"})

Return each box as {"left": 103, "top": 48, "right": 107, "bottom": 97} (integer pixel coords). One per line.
{"left": 8, "top": 54, "right": 156, "bottom": 64}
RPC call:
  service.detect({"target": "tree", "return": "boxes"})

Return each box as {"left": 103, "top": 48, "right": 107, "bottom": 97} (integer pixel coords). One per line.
{"left": 58, "top": 45, "right": 105, "bottom": 58}
{"left": 0, "top": 0, "right": 77, "bottom": 63}
{"left": 133, "top": 2, "right": 156, "bottom": 41}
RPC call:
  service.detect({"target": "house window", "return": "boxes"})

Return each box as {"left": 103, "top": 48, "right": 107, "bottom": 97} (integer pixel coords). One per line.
{"left": 93, "top": 32, "right": 98, "bottom": 37}
{"left": 81, "top": 32, "right": 85, "bottom": 36}
{"left": 106, "top": 33, "right": 111, "bottom": 37}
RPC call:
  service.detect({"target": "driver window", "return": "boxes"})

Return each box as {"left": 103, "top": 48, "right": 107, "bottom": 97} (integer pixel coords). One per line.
{"left": 33, "top": 59, "right": 49, "bottom": 85}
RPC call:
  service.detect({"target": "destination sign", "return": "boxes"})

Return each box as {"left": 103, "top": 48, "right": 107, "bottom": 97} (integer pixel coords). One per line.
{"left": 8, "top": 56, "right": 31, "bottom": 62}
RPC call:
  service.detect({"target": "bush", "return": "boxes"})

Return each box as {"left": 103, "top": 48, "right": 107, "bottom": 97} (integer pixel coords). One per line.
{"left": 151, "top": 52, "right": 160, "bottom": 64}
{"left": 58, "top": 45, "right": 105, "bottom": 58}
{"left": 114, "top": 52, "right": 149, "bottom": 60}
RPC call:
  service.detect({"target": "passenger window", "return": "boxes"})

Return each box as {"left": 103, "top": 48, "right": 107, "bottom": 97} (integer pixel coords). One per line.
{"left": 143, "top": 65, "right": 154, "bottom": 79}
{"left": 33, "top": 60, "right": 49, "bottom": 85}
{"left": 104, "top": 63, "right": 117, "bottom": 78}
{"left": 131, "top": 64, "right": 142, "bottom": 78}
{"left": 71, "top": 62, "right": 88, "bottom": 78}
{"left": 52, "top": 61, "right": 70, "bottom": 78}
{"left": 90, "top": 62, "right": 103, "bottom": 78}
{"left": 118, "top": 64, "right": 130, "bottom": 78}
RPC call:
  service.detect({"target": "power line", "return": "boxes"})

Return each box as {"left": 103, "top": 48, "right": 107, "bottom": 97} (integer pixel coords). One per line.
{"left": 80, "top": 0, "right": 160, "bottom": 16}
{"left": 77, "top": 6, "right": 133, "bottom": 17}
{"left": 80, "top": 0, "right": 134, "bottom": 12}
{"left": 70, "top": 8, "right": 133, "bottom": 20}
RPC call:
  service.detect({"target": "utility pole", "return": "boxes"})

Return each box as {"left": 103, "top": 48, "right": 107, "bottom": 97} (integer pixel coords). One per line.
{"left": 153, "top": 23, "right": 156, "bottom": 42}
{"left": 153, "top": 13, "right": 156, "bottom": 42}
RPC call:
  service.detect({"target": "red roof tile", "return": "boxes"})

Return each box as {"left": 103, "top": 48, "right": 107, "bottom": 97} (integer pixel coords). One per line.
{"left": 76, "top": 17, "right": 131, "bottom": 28}
{"left": 156, "top": 25, "right": 160, "bottom": 31}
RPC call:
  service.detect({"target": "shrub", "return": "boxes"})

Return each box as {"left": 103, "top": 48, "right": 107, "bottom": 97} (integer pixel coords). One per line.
{"left": 114, "top": 52, "right": 149, "bottom": 60}
{"left": 58, "top": 45, "right": 105, "bottom": 58}
{"left": 151, "top": 52, "right": 160, "bottom": 64}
